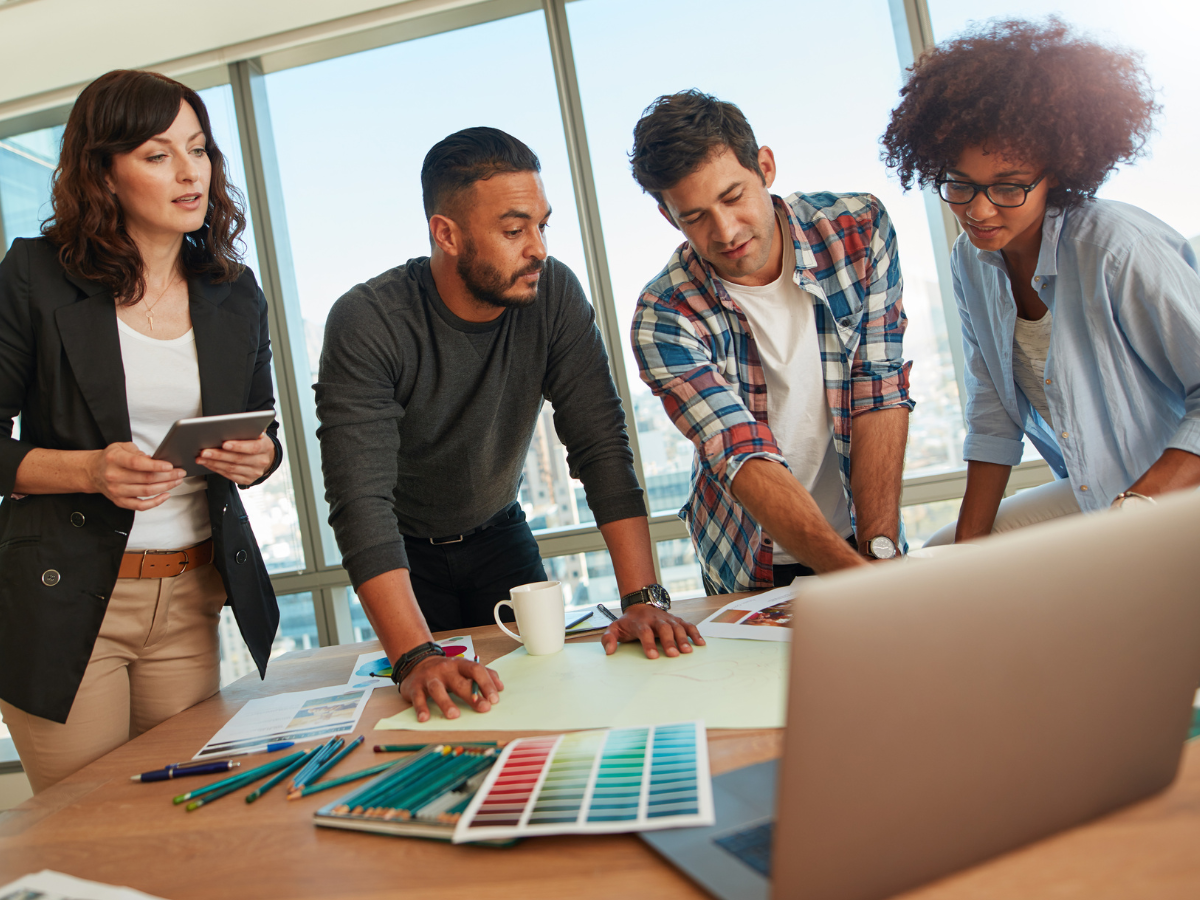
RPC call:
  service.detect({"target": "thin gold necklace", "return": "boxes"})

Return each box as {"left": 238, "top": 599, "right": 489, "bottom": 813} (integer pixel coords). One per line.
{"left": 141, "top": 272, "right": 181, "bottom": 331}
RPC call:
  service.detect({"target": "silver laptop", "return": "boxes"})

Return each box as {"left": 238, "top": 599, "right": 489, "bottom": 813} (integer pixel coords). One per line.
{"left": 643, "top": 490, "right": 1200, "bottom": 900}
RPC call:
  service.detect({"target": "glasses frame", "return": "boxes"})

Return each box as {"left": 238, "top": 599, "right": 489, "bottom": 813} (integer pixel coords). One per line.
{"left": 935, "top": 172, "right": 1047, "bottom": 208}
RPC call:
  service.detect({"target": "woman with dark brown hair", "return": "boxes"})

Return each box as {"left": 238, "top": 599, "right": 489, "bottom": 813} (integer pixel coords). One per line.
{"left": 882, "top": 18, "right": 1200, "bottom": 545}
{"left": 0, "top": 70, "right": 282, "bottom": 791}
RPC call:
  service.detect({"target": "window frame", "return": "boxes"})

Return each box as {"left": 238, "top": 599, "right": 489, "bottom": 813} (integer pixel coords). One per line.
{"left": 0, "top": 0, "right": 1053, "bottom": 649}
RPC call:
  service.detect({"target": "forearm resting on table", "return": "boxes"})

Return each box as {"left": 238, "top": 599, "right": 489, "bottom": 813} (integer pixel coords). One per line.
{"left": 732, "top": 457, "right": 863, "bottom": 572}
{"left": 1128, "top": 448, "right": 1200, "bottom": 497}
{"left": 597, "top": 515, "right": 658, "bottom": 596}
{"left": 955, "top": 460, "right": 1012, "bottom": 542}
{"left": 354, "top": 568, "right": 433, "bottom": 664}
{"left": 848, "top": 406, "right": 909, "bottom": 550}
{"left": 13, "top": 448, "right": 95, "bottom": 493}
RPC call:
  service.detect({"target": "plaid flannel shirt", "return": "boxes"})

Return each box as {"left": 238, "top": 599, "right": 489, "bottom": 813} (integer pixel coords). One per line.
{"left": 631, "top": 192, "right": 914, "bottom": 592}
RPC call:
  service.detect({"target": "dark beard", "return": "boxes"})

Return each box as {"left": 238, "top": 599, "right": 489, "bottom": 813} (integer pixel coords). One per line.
{"left": 457, "top": 238, "right": 543, "bottom": 309}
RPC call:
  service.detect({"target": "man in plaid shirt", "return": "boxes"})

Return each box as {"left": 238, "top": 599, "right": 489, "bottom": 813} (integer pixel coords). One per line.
{"left": 629, "top": 92, "right": 914, "bottom": 594}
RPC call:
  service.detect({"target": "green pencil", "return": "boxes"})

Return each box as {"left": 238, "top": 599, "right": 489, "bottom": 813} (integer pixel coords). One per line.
{"left": 298, "top": 734, "right": 363, "bottom": 790}
{"left": 182, "top": 754, "right": 302, "bottom": 811}
{"left": 245, "top": 746, "right": 319, "bottom": 803}
{"left": 374, "top": 741, "right": 498, "bottom": 752}
{"left": 172, "top": 751, "right": 304, "bottom": 805}
{"left": 287, "top": 761, "right": 396, "bottom": 799}
{"left": 372, "top": 749, "right": 482, "bottom": 816}
{"left": 388, "top": 751, "right": 495, "bottom": 819}
{"left": 346, "top": 748, "right": 450, "bottom": 814}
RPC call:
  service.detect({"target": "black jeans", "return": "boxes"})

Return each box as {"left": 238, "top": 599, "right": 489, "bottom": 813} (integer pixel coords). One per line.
{"left": 403, "top": 502, "right": 547, "bottom": 632}
{"left": 772, "top": 535, "right": 860, "bottom": 586}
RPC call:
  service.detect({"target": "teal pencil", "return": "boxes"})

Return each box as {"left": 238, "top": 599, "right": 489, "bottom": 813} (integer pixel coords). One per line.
{"left": 245, "top": 746, "right": 319, "bottom": 803}
{"left": 183, "top": 754, "right": 301, "bottom": 811}
{"left": 289, "top": 737, "right": 342, "bottom": 791}
{"left": 345, "top": 748, "right": 449, "bottom": 814}
{"left": 296, "top": 735, "right": 363, "bottom": 792}
{"left": 287, "top": 761, "right": 395, "bottom": 799}
{"left": 372, "top": 750, "right": 482, "bottom": 816}
{"left": 173, "top": 752, "right": 304, "bottom": 805}
{"left": 389, "top": 752, "right": 495, "bottom": 819}
{"left": 374, "top": 741, "right": 498, "bottom": 752}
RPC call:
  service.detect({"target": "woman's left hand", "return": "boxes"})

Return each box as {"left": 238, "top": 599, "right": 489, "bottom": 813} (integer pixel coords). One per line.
{"left": 197, "top": 433, "right": 276, "bottom": 485}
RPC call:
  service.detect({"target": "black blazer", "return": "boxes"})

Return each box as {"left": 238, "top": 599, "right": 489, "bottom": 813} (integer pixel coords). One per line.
{"left": 0, "top": 237, "right": 281, "bottom": 723}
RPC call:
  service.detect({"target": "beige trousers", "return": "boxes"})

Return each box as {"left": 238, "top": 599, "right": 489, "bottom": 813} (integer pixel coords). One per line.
{"left": 924, "top": 478, "right": 1083, "bottom": 547}
{"left": 0, "top": 563, "right": 227, "bottom": 793}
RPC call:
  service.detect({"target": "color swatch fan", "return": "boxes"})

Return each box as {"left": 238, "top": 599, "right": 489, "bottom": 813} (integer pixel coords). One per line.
{"left": 452, "top": 721, "right": 714, "bottom": 843}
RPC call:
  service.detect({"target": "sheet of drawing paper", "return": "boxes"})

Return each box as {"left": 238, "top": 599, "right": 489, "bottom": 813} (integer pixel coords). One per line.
{"left": 193, "top": 683, "right": 374, "bottom": 759}
{"left": 697, "top": 586, "right": 798, "bottom": 642}
{"left": 347, "top": 636, "right": 476, "bottom": 685}
{"left": 375, "top": 638, "right": 788, "bottom": 732}
{"left": 452, "top": 721, "right": 714, "bottom": 842}
{"left": 0, "top": 870, "right": 169, "bottom": 900}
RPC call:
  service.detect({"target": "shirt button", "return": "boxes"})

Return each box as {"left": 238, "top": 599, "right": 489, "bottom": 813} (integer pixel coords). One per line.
{"left": 42, "top": 569, "right": 61, "bottom": 587}
{"left": 1044, "top": 378, "right": 1051, "bottom": 385}
{"left": 235, "top": 549, "right": 248, "bottom": 565}
{"left": 70, "top": 512, "right": 86, "bottom": 527}
{"left": 1061, "top": 432, "right": 1069, "bottom": 439}
{"left": 1034, "top": 276, "right": 1041, "bottom": 282}
{"left": 1081, "top": 485, "right": 1089, "bottom": 492}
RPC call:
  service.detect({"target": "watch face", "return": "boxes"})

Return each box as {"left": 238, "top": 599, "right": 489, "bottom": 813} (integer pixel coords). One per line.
{"left": 869, "top": 536, "right": 897, "bottom": 559}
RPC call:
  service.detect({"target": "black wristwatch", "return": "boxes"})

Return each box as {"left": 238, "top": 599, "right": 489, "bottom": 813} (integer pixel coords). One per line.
{"left": 864, "top": 535, "right": 898, "bottom": 560}
{"left": 620, "top": 583, "right": 672, "bottom": 613}
{"left": 390, "top": 641, "right": 446, "bottom": 685}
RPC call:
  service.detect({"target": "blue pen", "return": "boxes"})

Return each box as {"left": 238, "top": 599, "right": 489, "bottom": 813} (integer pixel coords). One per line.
{"left": 186, "top": 741, "right": 296, "bottom": 765}
{"left": 132, "top": 760, "right": 240, "bottom": 782}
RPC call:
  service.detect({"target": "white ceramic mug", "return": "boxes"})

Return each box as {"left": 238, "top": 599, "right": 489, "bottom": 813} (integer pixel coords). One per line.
{"left": 494, "top": 580, "right": 565, "bottom": 656}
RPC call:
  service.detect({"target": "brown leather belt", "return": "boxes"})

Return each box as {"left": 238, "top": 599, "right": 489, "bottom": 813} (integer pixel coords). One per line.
{"left": 119, "top": 539, "right": 214, "bottom": 579}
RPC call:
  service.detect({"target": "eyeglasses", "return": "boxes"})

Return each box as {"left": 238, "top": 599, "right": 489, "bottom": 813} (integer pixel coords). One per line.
{"left": 935, "top": 173, "right": 1046, "bottom": 208}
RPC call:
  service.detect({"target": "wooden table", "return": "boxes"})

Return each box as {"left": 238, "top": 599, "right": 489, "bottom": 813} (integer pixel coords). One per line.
{"left": 1, "top": 595, "right": 1197, "bottom": 899}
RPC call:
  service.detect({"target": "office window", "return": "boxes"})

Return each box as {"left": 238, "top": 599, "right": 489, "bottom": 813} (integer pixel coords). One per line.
{"left": 345, "top": 587, "right": 377, "bottom": 644}
{"left": 928, "top": 0, "right": 1200, "bottom": 245}
{"left": 656, "top": 538, "right": 707, "bottom": 601}
{"left": 263, "top": 11, "right": 608, "bottom": 563}
{"left": 0, "top": 124, "right": 61, "bottom": 248}
{"left": 567, "top": 0, "right": 968, "bottom": 516}
{"left": 199, "top": 85, "right": 306, "bottom": 574}
{"left": 219, "top": 591, "right": 319, "bottom": 686}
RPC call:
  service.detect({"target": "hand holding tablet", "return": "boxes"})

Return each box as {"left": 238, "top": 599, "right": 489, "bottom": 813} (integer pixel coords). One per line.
{"left": 153, "top": 410, "right": 277, "bottom": 479}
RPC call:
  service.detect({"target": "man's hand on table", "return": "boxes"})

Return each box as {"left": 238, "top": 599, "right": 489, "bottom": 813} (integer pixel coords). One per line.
{"left": 400, "top": 656, "right": 504, "bottom": 723}
{"left": 600, "top": 604, "right": 706, "bottom": 659}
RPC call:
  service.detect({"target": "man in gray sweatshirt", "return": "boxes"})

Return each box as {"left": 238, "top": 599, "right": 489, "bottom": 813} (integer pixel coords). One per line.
{"left": 316, "top": 128, "right": 703, "bottom": 723}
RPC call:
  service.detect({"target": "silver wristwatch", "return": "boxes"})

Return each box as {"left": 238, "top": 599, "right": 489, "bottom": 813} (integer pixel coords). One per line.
{"left": 620, "top": 583, "right": 672, "bottom": 613}
{"left": 865, "top": 535, "right": 898, "bottom": 560}
{"left": 1112, "top": 491, "right": 1156, "bottom": 509}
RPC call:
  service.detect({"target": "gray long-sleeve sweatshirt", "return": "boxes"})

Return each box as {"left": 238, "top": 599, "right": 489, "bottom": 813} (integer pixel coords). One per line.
{"left": 314, "top": 256, "right": 645, "bottom": 589}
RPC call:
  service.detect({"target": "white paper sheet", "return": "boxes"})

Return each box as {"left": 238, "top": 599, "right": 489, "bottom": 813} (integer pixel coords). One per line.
{"left": 346, "top": 636, "right": 478, "bottom": 686}
{"left": 697, "top": 586, "right": 797, "bottom": 642}
{"left": 193, "top": 683, "right": 373, "bottom": 759}
{"left": 0, "top": 870, "right": 168, "bottom": 900}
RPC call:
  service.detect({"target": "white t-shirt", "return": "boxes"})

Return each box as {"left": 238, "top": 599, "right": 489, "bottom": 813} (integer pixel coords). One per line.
{"left": 1011, "top": 309, "right": 1056, "bottom": 430}
{"left": 117, "top": 318, "right": 211, "bottom": 550}
{"left": 718, "top": 213, "right": 854, "bottom": 564}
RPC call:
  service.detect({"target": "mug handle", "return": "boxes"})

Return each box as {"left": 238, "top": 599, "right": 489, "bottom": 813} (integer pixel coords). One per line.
{"left": 494, "top": 599, "right": 523, "bottom": 643}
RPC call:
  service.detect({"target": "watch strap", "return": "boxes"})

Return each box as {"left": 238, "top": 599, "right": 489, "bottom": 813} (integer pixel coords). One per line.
{"left": 620, "top": 583, "right": 671, "bottom": 613}
{"left": 390, "top": 642, "right": 447, "bottom": 685}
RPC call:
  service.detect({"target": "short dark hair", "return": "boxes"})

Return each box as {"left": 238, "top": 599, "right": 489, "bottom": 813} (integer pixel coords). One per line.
{"left": 881, "top": 17, "right": 1158, "bottom": 211}
{"left": 420, "top": 127, "right": 540, "bottom": 221}
{"left": 629, "top": 91, "right": 763, "bottom": 205}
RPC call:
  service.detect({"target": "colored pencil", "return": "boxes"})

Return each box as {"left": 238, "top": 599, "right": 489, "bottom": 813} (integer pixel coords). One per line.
{"left": 171, "top": 752, "right": 304, "bottom": 805}
{"left": 303, "top": 735, "right": 363, "bottom": 787}
{"left": 182, "top": 753, "right": 302, "bottom": 810}
{"left": 388, "top": 751, "right": 495, "bottom": 819}
{"left": 244, "top": 746, "right": 319, "bottom": 804}
{"left": 286, "top": 761, "right": 395, "bottom": 799}
{"left": 374, "top": 741, "right": 498, "bottom": 753}
{"left": 372, "top": 747, "right": 491, "bottom": 817}
{"left": 343, "top": 748, "right": 450, "bottom": 814}
{"left": 289, "top": 737, "right": 342, "bottom": 792}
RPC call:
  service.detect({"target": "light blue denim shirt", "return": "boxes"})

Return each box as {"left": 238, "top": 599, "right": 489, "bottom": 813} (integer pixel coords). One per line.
{"left": 952, "top": 199, "right": 1200, "bottom": 511}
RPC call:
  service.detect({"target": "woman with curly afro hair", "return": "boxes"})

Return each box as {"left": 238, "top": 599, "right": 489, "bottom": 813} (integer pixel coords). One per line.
{"left": 882, "top": 17, "right": 1200, "bottom": 545}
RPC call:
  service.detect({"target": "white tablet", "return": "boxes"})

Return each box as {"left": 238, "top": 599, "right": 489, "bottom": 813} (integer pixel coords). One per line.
{"left": 153, "top": 410, "right": 276, "bottom": 477}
